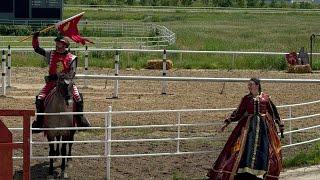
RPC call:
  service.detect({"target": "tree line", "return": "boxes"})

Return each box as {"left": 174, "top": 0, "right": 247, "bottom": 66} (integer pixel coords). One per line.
{"left": 65, "top": 0, "right": 318, "bottom": 8}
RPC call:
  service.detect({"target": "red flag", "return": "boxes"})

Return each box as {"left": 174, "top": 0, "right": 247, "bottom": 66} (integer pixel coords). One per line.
{"left": 55, "top": 12, "right": 94, "bottom": 45}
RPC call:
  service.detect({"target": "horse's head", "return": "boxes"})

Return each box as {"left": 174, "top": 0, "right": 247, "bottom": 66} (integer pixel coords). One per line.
{"left": 56, "top": 73, "right": 74, "bottom": 105}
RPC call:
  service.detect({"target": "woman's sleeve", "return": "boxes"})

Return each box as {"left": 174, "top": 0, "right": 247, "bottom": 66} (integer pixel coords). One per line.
{"left": 228, "top": 97, "right": 247, "bottom": 122}
{"left": 268, "top": 100, "right": 283, "bottom": 126}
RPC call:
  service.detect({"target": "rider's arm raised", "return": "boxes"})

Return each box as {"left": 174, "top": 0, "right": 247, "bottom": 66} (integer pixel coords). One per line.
{"left": 32, "top": 32, "right": 50, "bottom": 64}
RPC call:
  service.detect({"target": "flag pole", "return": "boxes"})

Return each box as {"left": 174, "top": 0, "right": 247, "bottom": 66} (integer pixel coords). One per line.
{"left": 19, "top": 25, "right": 56, "bottom": 42}
{"left": 56, "top": 12, "right": 85, "bottom": 27}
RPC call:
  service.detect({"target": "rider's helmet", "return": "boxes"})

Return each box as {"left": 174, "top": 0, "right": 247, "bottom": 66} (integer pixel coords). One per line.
{"left": 54, "top": 35, "right": 70, "bottom": 48}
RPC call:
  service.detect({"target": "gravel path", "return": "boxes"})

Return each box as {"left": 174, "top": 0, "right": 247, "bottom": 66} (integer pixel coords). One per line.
{"left": 280, "top": 165, "right": 320, "bottom": 180}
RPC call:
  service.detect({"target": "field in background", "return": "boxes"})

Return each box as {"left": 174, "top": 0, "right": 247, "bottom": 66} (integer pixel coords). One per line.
{"left": 6, "top": 7, "right": 320, "bottom": 70}
{"left": 64, "top": 7, "right": 320, "bottom": 53}
{"left": 3, "top": 8, "right": 320, "bottom": 69}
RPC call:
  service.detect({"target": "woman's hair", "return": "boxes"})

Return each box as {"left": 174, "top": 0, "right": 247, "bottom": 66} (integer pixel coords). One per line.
{"left": 250, "top": 77, "right": 261, "bottom": 93}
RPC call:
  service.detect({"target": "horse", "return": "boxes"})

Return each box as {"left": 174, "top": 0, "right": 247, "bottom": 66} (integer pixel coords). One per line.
{"left": 43, "top": 73, "right": 76, "bottom": 179}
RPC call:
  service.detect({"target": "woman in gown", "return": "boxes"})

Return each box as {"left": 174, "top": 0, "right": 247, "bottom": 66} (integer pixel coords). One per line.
{"left": 207, "top": 78, "right": 284, "bottom": 180}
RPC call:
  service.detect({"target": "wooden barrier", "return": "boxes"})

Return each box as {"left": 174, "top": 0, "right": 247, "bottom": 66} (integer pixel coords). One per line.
{"left": 0, "top": 119, "right": 13, "bottom": 180}
{"left": 0, "top": 110, "right": 35, "bottom": 180}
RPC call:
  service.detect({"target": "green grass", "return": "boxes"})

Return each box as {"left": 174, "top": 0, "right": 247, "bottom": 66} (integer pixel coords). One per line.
{"left": 284, "top": 142, "right": 320, "bottom": 168}
{"left": 65, "top": 8, "right": 320, "bottom": 70}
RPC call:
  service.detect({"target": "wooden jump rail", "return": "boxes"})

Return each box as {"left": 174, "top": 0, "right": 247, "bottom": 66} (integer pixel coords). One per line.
{"left": 0, "top": 109, "right": 34, "bottom": 180}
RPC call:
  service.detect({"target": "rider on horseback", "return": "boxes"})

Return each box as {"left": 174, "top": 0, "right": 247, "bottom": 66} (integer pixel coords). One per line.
{"left": 31, "top": 32, "right": 91, "bottom": 133}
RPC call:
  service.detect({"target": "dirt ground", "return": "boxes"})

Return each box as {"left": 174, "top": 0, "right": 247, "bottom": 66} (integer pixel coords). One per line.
{"left": 1, "top": 67, "right": 320, "bottom": 179}
{"left": 280, "top": 165, "right": 320, "bottom": 180}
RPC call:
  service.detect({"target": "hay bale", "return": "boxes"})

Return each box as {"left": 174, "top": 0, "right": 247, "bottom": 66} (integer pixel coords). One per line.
{"left": 287, "top": 64, "right": 312, "bottom": 73}
{"left": 146, "top": 59, "right": 173, "bottom": 70}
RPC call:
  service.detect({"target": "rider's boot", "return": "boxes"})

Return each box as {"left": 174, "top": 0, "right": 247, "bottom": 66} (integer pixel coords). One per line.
{"left": 75, "top": 94, "right": 91, "bottom": 128}
{"left": 32, "top": 96, "right": 44, "bottom": 134}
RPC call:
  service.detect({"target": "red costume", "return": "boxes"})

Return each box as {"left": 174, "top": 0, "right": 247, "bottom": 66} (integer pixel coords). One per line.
{"left": 207, "top": 92, "right": 283, "bottom": 180}
{"left": 32, "top": 35, "right": 81, "bottom": 102}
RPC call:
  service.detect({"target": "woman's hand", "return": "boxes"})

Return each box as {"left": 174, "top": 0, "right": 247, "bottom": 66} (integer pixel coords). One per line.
{"left": 220, "top": 116, "right": 231, "bottom": 132}
{"left": 220, "top": 123, "right": 229, "bottom": 132}
{"left": 279, "top": 122, "right": 284, "bottom": 138}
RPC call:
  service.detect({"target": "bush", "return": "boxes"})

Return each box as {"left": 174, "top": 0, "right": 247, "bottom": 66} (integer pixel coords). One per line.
{"left": 0, "top": 25, "right": 32, "bottom": 36}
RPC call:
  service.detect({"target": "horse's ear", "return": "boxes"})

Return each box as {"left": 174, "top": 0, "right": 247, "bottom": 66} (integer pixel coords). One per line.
{"left": 69, "top": 57, "right": 78, "bottom": 75}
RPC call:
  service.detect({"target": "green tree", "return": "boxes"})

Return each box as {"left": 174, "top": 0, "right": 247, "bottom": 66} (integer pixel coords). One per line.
{"left": 247, "top": 0, "right": 259, "bottom": 7}
{"left": 127, "top": 0, "right": 134, "bottom": 5}
{"left": 116, "top": 0, "right": 126, "bottom": 5}
{"left": 151, "top": 0, "right": 159, "bottom": 6}
{"left": 236, "top": 0, "right": 247, "bottom": 7}
{"left": 170, "top": 0, "right": 180, "bottom": 6}
{"left": 106, "top": 0, "right": 116, "bottom": 5}
{"left": 212, "top": 0, "right": 233, "bottom": 7}
{"left": 279, "top": 0, "right": 289, "bottom": 8}
{"left": 181, "top": 0, "right": 192, "bottom": 6}
{"left": 140, "top": 0, "right": 149, "bottom": 5}
{"left": 260, "top": 0, "right": 265, "bottom": 7}
{"left": 270, "top": 0, "right": 277, "bottom": 8}
{"left": 160, "top": 0, "right": 170, "bottom": 6}
{"left": 201, "top": 0, "right": 210, "bottom": 6}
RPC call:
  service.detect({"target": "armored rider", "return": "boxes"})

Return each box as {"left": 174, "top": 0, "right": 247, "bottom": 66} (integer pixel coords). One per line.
{"left": 31, "top": 32, "right": 91, "bottom": 133}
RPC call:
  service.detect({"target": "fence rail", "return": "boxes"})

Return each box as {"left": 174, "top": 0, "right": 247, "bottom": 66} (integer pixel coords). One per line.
{"left": 0, "top": 21, "right": 176, "bottom": 49}
{"left": 5, "top": 100, "right": 320, "bottom": 178}
{"left": 2, "top": 47, "right": 320, "bottom": 97}
{"left": 28, "top": 100, "right": 320, "bottom": 178}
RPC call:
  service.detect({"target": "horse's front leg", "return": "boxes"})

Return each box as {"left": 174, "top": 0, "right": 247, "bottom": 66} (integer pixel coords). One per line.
{"left": 48, "top": 138, "right": 55, "bottom": 179}
{"left": 60, "top": 136, "right": 68, "bottom": 179}
{"left": 55, "top": 136, "right": 61, "bottom": 157}
{"left": 67, "top": 130, "right": 75, "bottom": 163}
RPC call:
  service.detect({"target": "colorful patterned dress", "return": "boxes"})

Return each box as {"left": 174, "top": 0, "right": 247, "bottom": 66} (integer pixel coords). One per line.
{"left": 207, "top": 92, "right": 283, "bottom": 180}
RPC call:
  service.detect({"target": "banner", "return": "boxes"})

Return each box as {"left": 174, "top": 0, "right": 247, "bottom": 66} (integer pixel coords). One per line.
{"left": 55, "top": 12, "right": 94, "bottom": 45}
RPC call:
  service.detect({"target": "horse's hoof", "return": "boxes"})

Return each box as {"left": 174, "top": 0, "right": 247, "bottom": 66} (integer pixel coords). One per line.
{"left": 47, "top": 175, "right": 54, "bottom": 180}
{"left": 62, "top": 172, "right": 68, "bottom": 179}
{"left": 67, "top": 162, "right": 73, "bottom": 168}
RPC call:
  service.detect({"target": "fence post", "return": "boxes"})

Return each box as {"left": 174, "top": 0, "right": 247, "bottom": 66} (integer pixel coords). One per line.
{"left": 288, "top": 107, "right": 292, "bottom": 145}
{"left": 84, "top": 46, "right": 89, "bottom": 88}
{"left": 177, "top": 112, "right": 181, "bottom": 153}
{"left": 232, "top": 53, "right": 235, "bottom": 70}
{"left": 23, "top": 114, "right": 31, "bottom": 180}
{"left": 105, "top": 106, "right": 112, "bottom": 180}
{"left": 113, "top": 51, "right": 119, "bottom": 98}
{"left": 2, "top": 50, "right": 6, "bottom": 96}
{"left": 7, "top": 45, "right": 11, "bottom": 87}
{"left": 162, "top": 49, "right": 167, "bottom": 95}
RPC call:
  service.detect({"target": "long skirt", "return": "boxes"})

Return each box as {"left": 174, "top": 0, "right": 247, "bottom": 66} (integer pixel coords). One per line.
{"left": 207, "top": 114, "right": 282, "bottom": 180}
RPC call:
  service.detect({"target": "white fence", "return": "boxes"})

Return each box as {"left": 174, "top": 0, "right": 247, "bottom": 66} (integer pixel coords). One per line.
{"left": 6, "top": 98, "right": 320, "bottom": 179}
{"left": 0, "top": 22, "right": 176, "bottom": 49}
{"left": 2, "top": 47, "right": 320, "bottom": 96}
